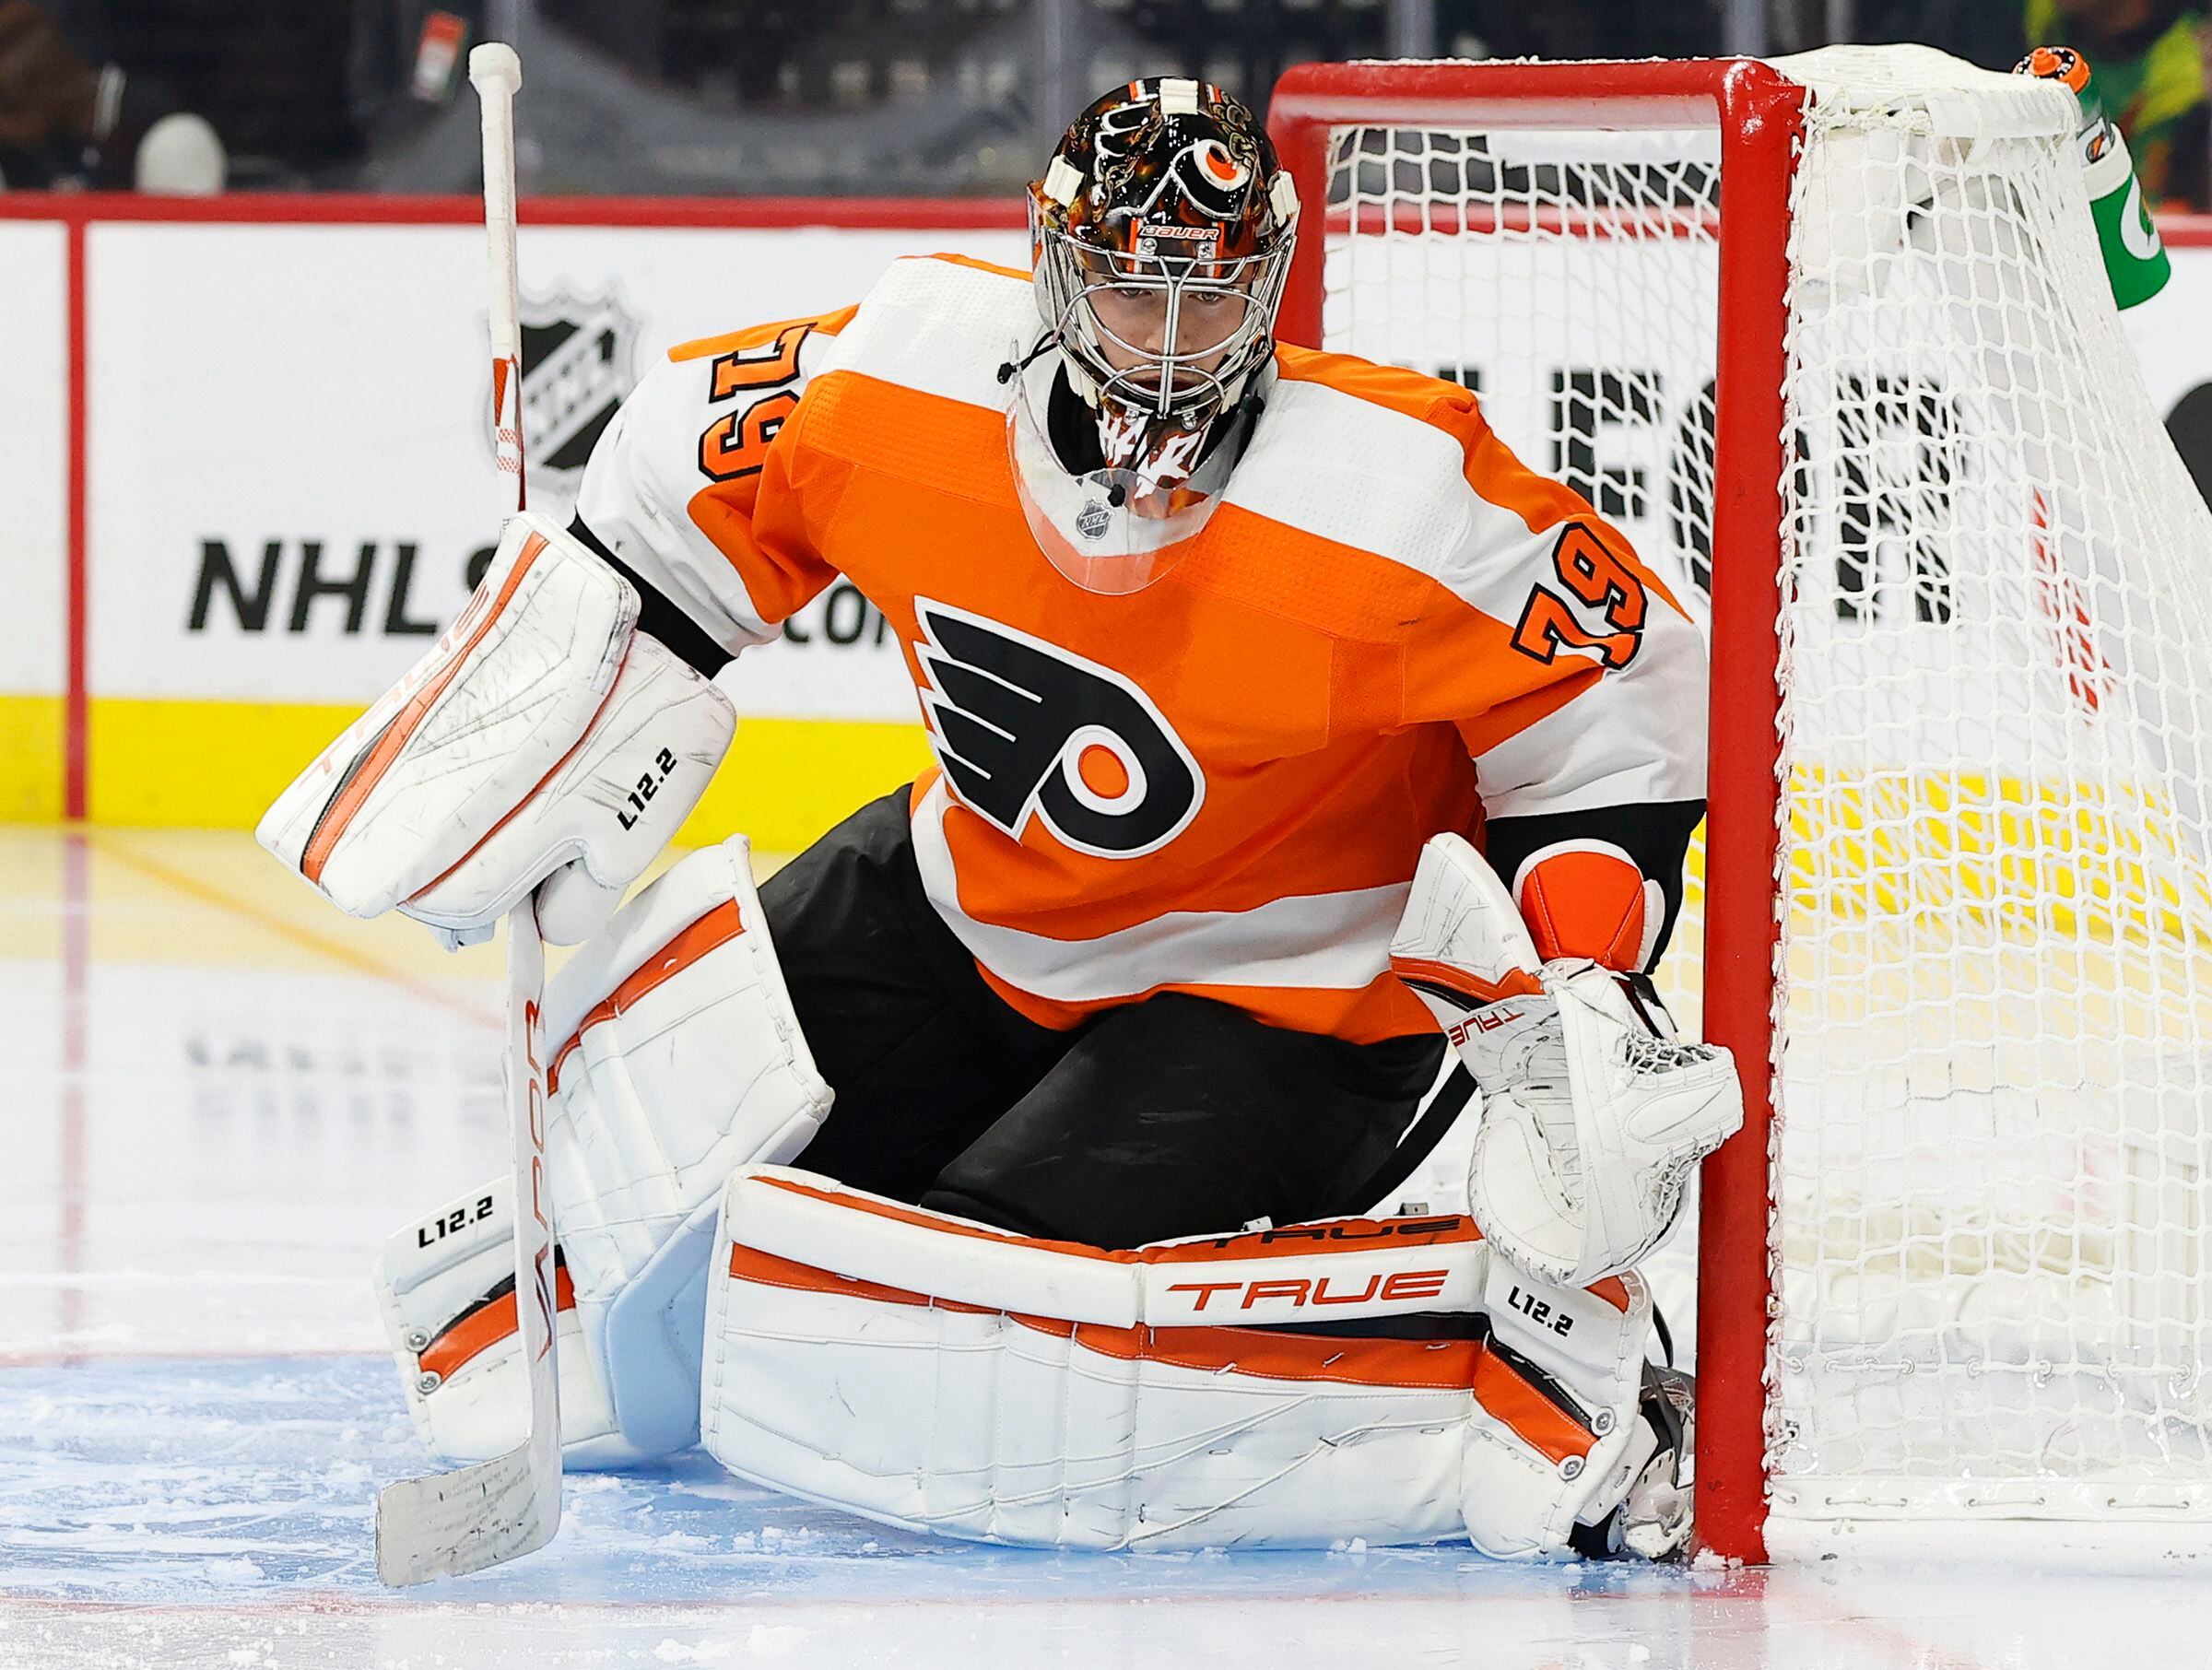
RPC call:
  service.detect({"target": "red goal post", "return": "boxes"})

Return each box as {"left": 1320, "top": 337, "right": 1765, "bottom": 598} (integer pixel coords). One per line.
{"left": 1268, "top": 59, "right": 1803, "bottom": 1566}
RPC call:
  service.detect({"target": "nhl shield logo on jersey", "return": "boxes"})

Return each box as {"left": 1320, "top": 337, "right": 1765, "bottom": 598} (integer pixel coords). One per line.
{"left": 504, "top": 287, "right": 641, "bottom": 494}
{"left": 914, "top": 599, "right": 1204, "bottom": 859}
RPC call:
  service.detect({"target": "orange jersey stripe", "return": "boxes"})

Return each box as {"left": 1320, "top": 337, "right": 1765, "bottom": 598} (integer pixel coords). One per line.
{"left": 667, "top": 306, "right": 859, "bottom": 365}
{"left": 915, "top": 251, "right": 1030, "bottom": 285}
{"left": 1275, "top": 341, "right": 1690, "bottom": 630}
{"left": 1459, "top": 421, "right": 1691, "bottom": 624}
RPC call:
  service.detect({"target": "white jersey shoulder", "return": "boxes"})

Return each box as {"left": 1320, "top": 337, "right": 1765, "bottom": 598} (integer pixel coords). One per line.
{"left": 824, "top": 254, "right": 1039, "bottom": 412}
{"left": 1225, "top": 355, "right": 1604, "bottom": 639}
{"left": 575, "top": 254, "right": 1036, "bottom": 656}
{"left": 1223, "top": 370, "right": 1478, "bottom": 582}
{"left": 1225, "top": 352, "right": 1709, "bottom": 816}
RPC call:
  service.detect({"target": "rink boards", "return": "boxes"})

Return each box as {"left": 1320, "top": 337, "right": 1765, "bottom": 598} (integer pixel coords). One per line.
{"left": 10, "top": 200, "right": 2212, "bottom": 854}
{"left": 0, "top": 199, "right": 1029, "bottom": 845}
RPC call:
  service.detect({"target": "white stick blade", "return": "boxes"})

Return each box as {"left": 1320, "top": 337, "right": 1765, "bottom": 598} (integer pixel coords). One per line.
{"left": 375, "top": 1442, "right": 555, "bottom": 1586}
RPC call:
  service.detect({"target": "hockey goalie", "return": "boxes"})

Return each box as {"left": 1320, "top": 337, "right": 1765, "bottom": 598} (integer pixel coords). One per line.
{"left": 261, "top": 78, "right": 1741, "bottom": 1559}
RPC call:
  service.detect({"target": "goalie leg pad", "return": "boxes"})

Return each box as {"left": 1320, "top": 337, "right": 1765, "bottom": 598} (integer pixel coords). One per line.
{"left": 257, "top": 510, "right": 735, "bottom": 947}
{"left": 1461, "top": 1254, "right": 1652, "bottom": 1558}
{"left": 373, "top": 1173, "right": 647, "bottom": 1469}
{"left": 700, "top": 1168, "right": 1653, "bottom": 1555}
{"left": 374, "top": 834, "right": 832, "bottom": 1465}
{"left": 544, "top": 833, "right": 834, "bottom": 1458}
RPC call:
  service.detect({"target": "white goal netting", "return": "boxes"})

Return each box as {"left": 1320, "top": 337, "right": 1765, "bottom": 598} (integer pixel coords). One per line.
{"left": 1320, "top": 44, "right": 2212, "bottom": 1535}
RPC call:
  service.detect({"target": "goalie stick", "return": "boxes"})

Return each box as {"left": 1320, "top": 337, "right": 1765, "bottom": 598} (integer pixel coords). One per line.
{"left": 373, "top": 41, "right": 563, "bottom": 1586}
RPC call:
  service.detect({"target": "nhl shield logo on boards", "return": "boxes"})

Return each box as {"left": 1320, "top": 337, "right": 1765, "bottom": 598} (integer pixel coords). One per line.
{"left": 490, "top": 287, "right": 641, "bottom": 499}
{"left": 914, "top": 599, "right": 1204, "bottom": 859}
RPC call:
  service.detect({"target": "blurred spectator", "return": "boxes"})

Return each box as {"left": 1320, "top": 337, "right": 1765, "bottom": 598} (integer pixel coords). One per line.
{"left": 101, "top": 1, "right": 449, "bottom": 185}
{"left": 0, "top": 0, "right": 220, "bottom": 190}
{"left": 533, "top": 0, "right": 1052, "bottom": 193}
{"left": 2025, "top": 0, "right": 2209, "bottom": 206}
{"left": 0, "top": 0, "right": 1760, "bottom": 198}
{"left": 525, "top": 0, "right": 1402, "bottom": 195}
{"left": 1851, "top": 0, "right": 2028, "bottom": 72}
{"left": 2, "top": 0, "right": 491, "bottom": 192}
{"left": 1437, "top": 0, "right": 1724, "bottom": 61}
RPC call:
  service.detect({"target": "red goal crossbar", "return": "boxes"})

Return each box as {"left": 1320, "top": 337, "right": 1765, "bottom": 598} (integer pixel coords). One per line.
{"left": 1268, "top": 58, "right": 1807, "bottom": 1565}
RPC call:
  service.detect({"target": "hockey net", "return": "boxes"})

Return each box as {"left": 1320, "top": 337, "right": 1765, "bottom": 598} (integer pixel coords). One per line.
{"left": 1271, "top": 45, "right": 2212, "bottom": 1558}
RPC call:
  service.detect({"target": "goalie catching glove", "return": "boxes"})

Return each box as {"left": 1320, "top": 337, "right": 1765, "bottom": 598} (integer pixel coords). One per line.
{"left": 258, "top": 512, "right": 735, "bottom": 947}
{"left": 1391, "top": 833, "right": 1742, "bottom": 1288}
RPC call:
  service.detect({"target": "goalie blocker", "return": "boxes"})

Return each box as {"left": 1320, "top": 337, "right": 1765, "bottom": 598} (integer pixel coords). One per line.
{"left": 385, "top": 1165, "right": 1684, "bottom": 1555}
{"left": 259, "top": 512, "right": 735, "bottom": 947}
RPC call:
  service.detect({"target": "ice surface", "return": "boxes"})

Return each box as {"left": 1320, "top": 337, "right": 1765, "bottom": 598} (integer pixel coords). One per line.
{"left": 6, "top": 828, "right": 2211, "bottom": 1669}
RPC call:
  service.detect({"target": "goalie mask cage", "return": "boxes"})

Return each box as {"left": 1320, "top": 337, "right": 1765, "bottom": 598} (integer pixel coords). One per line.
{"left": 1270, "top": 45, "right": 2212, "bottom": 1564}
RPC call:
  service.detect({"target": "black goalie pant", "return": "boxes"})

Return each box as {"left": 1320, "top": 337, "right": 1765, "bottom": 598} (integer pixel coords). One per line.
{"left": 759, "top": 787, "right": 1446, "bottom": 1251}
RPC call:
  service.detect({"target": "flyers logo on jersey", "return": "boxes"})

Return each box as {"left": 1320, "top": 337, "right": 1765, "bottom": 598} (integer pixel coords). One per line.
{"left": 914, "top": 600, "right": 1204, "bottom": 859}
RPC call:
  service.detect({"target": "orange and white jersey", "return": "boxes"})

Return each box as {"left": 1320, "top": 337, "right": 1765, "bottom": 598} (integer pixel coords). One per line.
{"left": 576, "top": 254, "right": 1706, "bottom": 1044}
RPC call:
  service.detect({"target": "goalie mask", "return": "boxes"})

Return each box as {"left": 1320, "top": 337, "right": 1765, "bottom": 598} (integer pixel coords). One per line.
{"left": 1017, "top": 77, "right": 1299, "bottom": 592}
